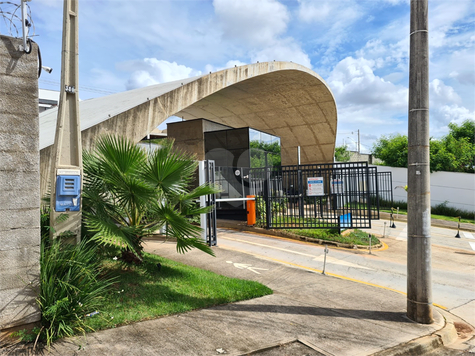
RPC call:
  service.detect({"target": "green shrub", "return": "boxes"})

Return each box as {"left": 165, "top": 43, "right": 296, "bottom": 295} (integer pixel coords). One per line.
{"left": 431, "top": 201, "right": 474, "bottom": 220}
{"left": 37, "top": 238, "right": 115, "bottom": 346}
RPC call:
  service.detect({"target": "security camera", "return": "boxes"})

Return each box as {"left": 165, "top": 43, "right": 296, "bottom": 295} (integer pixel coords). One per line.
{"left": 42, "top": 66, "right": 53, "bottom": 74}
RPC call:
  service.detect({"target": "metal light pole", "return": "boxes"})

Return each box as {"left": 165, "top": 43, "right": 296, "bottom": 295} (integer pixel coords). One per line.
{"left": 50, "top": 0, "right": 82, "bottom": 243}
{"left": 407, "top": 0, "right": 433, "bottom": 324}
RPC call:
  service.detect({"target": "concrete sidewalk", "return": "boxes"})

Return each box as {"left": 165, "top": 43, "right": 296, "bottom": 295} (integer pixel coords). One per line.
{"left": 10, "top": 234, "right": 462, "bottom": 356}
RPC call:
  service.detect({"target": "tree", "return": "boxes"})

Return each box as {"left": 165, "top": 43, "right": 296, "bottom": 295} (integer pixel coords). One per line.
{"left": 448, "top": 120, "right": 475, "bottom": 145}
{"left": 82, "top": 135, "right": 218, "bottom": 262}
{"left": 334, "top": 145, "right": 351, "bottom": 162}
{"left": 371, "top": 120, "right": 474, "bottom": 173}
{"left": 372, "top": 134, "right": 408, "bottom": 167}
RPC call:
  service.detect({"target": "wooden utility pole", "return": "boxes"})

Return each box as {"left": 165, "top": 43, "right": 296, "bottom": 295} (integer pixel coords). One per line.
{"left": 407, "top": 0, "right": 433, "bottom": 324}
{"left": 50, "top": 0, "right": 82, "bottom": 243}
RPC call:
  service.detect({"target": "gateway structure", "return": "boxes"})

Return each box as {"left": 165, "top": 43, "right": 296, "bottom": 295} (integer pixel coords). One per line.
{"left": 39, "top": 61, "right": 337, "bottom": 196}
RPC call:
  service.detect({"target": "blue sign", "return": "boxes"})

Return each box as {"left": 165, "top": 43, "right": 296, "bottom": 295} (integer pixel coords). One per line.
{"left": 339, "top": 213, "right": 352, "bottom": 228}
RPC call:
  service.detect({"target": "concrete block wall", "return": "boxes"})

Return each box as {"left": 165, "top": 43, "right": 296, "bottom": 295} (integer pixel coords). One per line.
{"left": 0, "top": 35, "right": 41, "bottom": 330}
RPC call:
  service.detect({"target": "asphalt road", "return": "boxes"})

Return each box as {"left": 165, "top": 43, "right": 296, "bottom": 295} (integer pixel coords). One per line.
{"left": 216, "top": 219, "right": 475, "bottom": 327}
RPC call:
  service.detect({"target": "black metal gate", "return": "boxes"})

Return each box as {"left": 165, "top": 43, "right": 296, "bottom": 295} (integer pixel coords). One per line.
{"left": 249, "top": 162, "right": 379, "bottom": 230}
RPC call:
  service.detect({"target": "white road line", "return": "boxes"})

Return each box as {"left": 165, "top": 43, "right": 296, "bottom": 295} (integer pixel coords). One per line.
{"left": 396, "top": 226, "right": 408, "bottom": 241}
{"left": 463, "top": 231, "right": 475, "bottom": 239}
{"left": 222, "top": 236, "right": 317, "bottom": 258}
{"left": 222, "top": 236, "right": 373, "bottom": 271}
{"left": 313, "top": 255, "right": 374, "bottom": 270}
{"left": 469, "top": 242, "right": 475, "bottom": 251}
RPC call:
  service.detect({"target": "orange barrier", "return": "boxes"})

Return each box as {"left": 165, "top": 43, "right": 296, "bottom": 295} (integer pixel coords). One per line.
{"left": 246, "top": 195, "right": 256, "bottom": 226}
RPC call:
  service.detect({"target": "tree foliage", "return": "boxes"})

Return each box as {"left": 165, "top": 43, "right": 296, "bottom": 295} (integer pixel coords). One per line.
{"left": 82, "top": 135, "right": 219, "bottom": 261}
{"left": 334, "top": 145, "right": 351, "bottom": 162}
{"left": 249, "top": 140, "right": 281, "bottom": 168}
{"left": 372, "top": 134, "right": 408, "bottom": 168}
{"left": 372, "top": 120, "right": 474, "bottom": 173}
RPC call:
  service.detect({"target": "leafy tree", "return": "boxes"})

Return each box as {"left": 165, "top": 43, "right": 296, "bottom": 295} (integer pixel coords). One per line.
{"left": 372, "top": 134, "right": 408, "bottom": 167}
{"left": 334, "top": 145, "right": 351, "bottom": 162}
{"left": 448, "top": 120, "right": 475, "bottom": 145}
{"left": 82, "top": 135, "right": 218, "bottom": 262}
{"left": 372, "top": 120, "right": 474, "bottom": 173}
{"left": 250, "top": 140, "right": 281, "bottom": 168}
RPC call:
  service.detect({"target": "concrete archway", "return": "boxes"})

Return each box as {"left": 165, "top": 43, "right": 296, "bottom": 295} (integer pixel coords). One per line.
{"left": 40, "top": 61, "right": 337, "bottom": 196}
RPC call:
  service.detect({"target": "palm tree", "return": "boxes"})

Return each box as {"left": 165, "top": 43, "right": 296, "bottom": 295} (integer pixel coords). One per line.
{"left": 82, "top": 135, "right": 217, "bottom": 262}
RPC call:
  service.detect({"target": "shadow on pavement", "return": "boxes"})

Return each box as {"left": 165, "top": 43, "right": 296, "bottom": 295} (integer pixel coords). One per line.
{"left": 223, "top": 303, "right": 412, "bottom": 323}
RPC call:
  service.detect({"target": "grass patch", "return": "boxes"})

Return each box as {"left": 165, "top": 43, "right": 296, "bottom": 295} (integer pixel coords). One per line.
{"left": 286, "top": 228, "right": 380, "bottom": 246}
{"left": 84, "top": 252, "right": 272, "bottom": 331}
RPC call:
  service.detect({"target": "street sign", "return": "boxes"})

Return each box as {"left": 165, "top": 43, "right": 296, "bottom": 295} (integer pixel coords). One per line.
{"left": 307, "top": 177, "right": 324, "bottom": 196}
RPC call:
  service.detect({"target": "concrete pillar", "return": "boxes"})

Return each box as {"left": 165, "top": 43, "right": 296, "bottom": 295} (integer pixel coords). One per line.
{"left": 0, "top": 35, "right": 41, "bottom": 330}
{"left": 407, "top": 0, "right": 433, "bottom": 324}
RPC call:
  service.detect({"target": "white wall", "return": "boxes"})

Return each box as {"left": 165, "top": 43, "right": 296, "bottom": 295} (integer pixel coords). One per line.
{"left": 371, "top": 165, "right": 475, "bottom": 213}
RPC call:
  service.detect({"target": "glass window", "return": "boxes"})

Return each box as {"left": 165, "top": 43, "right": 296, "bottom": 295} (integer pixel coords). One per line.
{"left": 204, "top": 131, "right": 227, "bottom": 152}
{"left": 249, "top": 128, "right": 260, "bottom": 143}
{"left": 260, "top": 132, "right": 271, "bottom": 144}
{"left": 226, "top": 128, "right": 249, "bottom": 150}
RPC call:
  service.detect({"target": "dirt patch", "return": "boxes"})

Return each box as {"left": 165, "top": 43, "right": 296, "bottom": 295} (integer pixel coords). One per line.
{"left": 454, "top": 322, "right": 474, "bottom": 340}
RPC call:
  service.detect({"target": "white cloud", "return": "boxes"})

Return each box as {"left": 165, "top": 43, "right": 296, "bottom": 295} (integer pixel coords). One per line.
{"left": 250, "top": 40, "right": 311, "bottom": 68}
{"left": 205, "top": 60, "right": 248, "bottom": 74}
{"left": 119, "top": 59, "right": 202, "bottom": 90}
{"left": 428, "top": 79, "right": 473, "bottom": 131}
{"left": 213, "top": 0, "right": 289, "bottom": 46}
{"left": 430, "top": 79, "right": 461, "bottom": 105}
{"left": 431, "top": 105, "right": 475, "bottom": 136}
{"left": 328, "top": 57, "right": 407, "bottom": 109}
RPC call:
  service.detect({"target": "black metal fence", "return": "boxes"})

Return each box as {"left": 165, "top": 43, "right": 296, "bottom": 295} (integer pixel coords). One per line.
{"left": 212, "top": 162, "right": 393, "bottom": 230}
{"left": 249, "top": 162, "right": 374, "bottom": 229}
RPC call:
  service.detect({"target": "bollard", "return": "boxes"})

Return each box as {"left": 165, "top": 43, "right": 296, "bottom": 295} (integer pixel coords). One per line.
{"left": 390, "top": 207, "right": 396, "bottom": 228}
{"left": 383, "top": 221, "right": 387, "bottom": 238}
{"left": 369, "top": 234, "right": 372, "bottom": 254}
{"left": 455, "top": 216, "right": 461, "bottom": 238}
{"left": 322, "top": 245, "right": 329, "bottom": 275}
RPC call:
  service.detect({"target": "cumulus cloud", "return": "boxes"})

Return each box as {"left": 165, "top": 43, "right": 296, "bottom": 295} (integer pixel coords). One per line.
{"left": 428, "top": 79, "right": 473, "bottom": 131}
{"left": 251, "top": 40, "right": 311, "bottom": 68}
{"left": 119, "top": 59, "right": 202, "bottom": 90}
{"left": 328, "top": 57, "right": 407, "bottom": 109}
{"left": 213, "top": 0, "right": 289, "bottom": 46}
{"left": 430, "top": 79, "right": 462, "bottom": 105}
{"left": 205, "top": 60, "right": 248, "bottom": 74}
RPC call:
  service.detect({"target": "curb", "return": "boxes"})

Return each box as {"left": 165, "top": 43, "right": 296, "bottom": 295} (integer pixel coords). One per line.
{"left": 216, "top": 220, "right": 382, "bottom": 250}
{"left": 379, "top": 212, "right": 475, "bottom": 232}
{"left": 370, "top": 309, "right": 459, "bottom": 356}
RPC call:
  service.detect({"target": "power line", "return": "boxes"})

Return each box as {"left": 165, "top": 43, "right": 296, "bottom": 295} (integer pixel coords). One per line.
{"left": 39, "top": 79, "right": 118, "bottom": 95}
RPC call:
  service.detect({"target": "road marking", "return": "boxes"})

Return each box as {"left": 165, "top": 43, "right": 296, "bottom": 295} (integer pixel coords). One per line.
{"left": 226, "top": 261, "right": 268, "bottom": 274}
{"left": 312, "top": 255, "right": 374, "bottom": 270}
{"left": 220, "top": 246, "right": 447, "bottom": 310}
{"left": 463, "top": 232, "right": 475, "bottom": 239}
{"left": 223, "top": 236, "right": 318, "bottom": 258}
{"left": 396, "top": 226, "right": 407, "bottom": 241}
{"left": 223, "top": 236, "right": 378, "bottom": 270}
{"left": 469, "top": 242, "right": 475, "bottom": 251}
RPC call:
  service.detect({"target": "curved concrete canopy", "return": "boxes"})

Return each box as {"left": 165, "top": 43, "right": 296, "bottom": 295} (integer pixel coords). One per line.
{"left": 39, "top": 61, "right": 337, "bottom": 194}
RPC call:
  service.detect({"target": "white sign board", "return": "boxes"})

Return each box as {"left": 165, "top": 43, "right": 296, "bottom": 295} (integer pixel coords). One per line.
{"left": 307, "top": 177, "right": 324, "bottom": 196}
{"left": 331, "top": 179, "right": 344, "bottom": 194}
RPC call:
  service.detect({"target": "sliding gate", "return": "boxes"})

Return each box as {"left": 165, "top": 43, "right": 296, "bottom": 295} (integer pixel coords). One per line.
{"left": 249, "top": 162, "right": 378, "bottom": 230}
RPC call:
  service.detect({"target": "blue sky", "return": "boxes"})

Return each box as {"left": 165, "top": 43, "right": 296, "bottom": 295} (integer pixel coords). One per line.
{"left": 1, "top": 0, "right": 474, "bottom": 153}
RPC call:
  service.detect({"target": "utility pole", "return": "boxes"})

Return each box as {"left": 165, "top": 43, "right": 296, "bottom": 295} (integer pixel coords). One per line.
{"left": 407, "top": 0, "right": 433, "bottom": 324}
{"left": 50, "top": 0, "right": 82, "bottom": 243}
{"left": 357, "top": 129, "right": 360, "bottom": 154}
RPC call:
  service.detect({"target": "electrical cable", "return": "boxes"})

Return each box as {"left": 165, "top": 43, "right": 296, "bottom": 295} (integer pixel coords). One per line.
{"left": 36, "top": 39, "right": 41, "bottom": 78}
